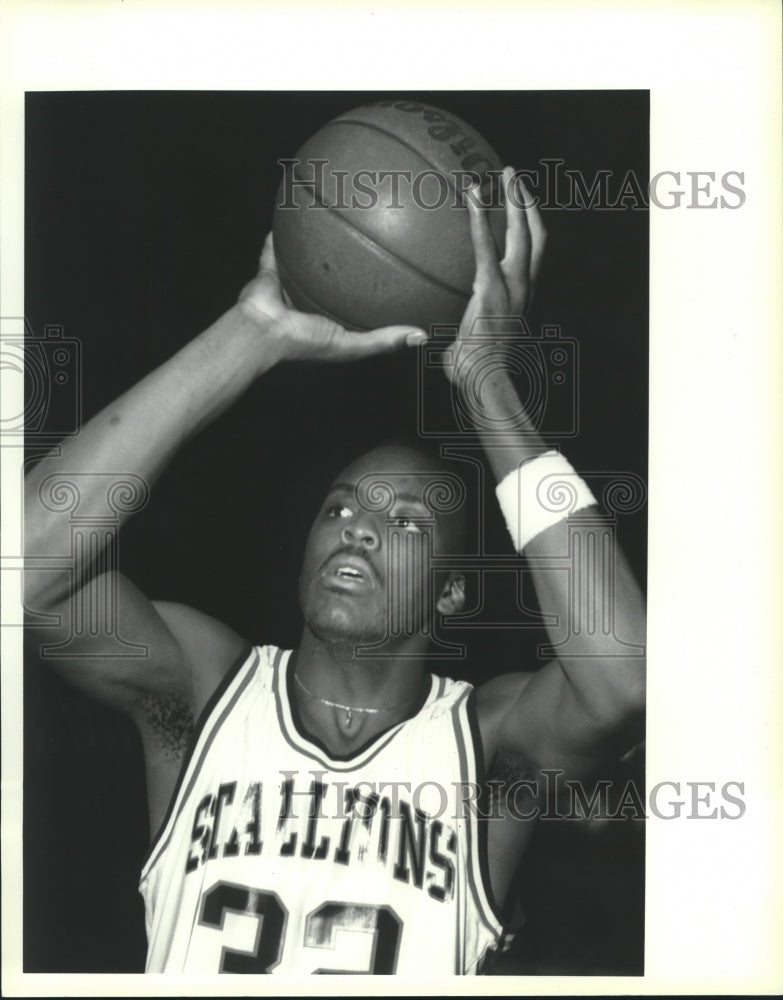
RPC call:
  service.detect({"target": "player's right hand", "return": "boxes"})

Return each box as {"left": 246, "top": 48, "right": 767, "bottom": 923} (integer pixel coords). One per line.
{"left": 238, "top": 234, "right": 427, "bottom": 363}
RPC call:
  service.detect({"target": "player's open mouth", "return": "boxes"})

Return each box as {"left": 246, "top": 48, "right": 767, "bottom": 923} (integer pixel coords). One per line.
{"left": 321, "top": 552, "right": 377, "bottom": 590}
{"left": 336, "top": 566, "right": 364, "bottom": 580}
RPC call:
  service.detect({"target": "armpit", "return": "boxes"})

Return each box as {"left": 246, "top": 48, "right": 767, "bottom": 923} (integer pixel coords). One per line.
{"left": 139, "top": 692, "right": 195, "bottom": 762}
{"left": 488, "top": 745, "right": 534, "bottom": 785}
{"left": 485, "top": 746, "right": 541, "bottom": 823}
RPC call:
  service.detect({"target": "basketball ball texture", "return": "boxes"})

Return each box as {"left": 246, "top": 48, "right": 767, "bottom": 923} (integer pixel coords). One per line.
{"left": 272, "top": 100, "right": 506, "bottom": 332}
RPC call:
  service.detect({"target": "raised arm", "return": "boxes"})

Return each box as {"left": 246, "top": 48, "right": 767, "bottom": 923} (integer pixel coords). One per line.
{"left": 451, "top": 171, "right": 646, "bottom": 780}
{"left": 24, "top": 236, "right": 426, "bottom": 716}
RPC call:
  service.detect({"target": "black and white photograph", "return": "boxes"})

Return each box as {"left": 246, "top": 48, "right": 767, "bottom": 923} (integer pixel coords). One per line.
{"left": 20, "top": 87, "right": 648, "bottom": 978}
{"left": 2, "top": 2, "right": 781, "bottom": 996}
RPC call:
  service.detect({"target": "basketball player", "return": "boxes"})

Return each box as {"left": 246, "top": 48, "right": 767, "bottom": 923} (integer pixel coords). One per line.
{"left": 24, "top": 169, "right": 646, "bottom": 974}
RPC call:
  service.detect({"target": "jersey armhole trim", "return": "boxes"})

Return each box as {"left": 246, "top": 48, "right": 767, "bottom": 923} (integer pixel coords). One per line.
{"left": 466, "top": 690, "right": 507, "bottom": 930}
{"left": 451, "top": 688, "right": 506, "bottom": 938}
{"left": 140, "top": 641, "right": 256, "bottom": 876}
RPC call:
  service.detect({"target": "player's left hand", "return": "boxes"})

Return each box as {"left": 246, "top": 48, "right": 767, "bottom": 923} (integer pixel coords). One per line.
{"left": 444, "top": 166, "right": 546, "bottom": 389}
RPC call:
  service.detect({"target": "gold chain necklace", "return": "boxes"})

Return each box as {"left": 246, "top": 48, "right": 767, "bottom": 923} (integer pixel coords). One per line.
{"left": 293, "top": 671, "right": 421, "bottom": 727}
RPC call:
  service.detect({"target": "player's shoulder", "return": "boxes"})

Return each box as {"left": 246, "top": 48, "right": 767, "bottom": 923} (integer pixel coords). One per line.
{"left": 425, "top": 670, "right": 536, "bottom": 715}
{"left": 473, "top": 670, "right": 537, "bottom": 746}
{"left": 419, "top": 671, "right": 474, "bottom": 721}
{"left": 475, "top": 670, "right": 537, "bottom": 704}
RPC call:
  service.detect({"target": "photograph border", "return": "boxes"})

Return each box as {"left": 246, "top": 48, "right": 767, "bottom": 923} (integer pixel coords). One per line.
{"left": 2, "top": 2, "right": 781, "bottom": 996}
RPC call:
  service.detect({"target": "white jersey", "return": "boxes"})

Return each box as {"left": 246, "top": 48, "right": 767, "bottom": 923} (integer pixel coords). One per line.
{"left": 139, "top": 645, "right": 506, "bottom": 975}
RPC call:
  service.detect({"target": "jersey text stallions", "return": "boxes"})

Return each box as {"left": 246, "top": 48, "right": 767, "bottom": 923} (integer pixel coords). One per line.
{"left": 139, "top": 646, "right": 505, "bottom": 974}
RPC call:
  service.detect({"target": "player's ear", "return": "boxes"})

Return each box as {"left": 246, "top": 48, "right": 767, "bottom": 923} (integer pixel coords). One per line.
{"left": 436, "top": 572, "right": 465, "bottom": 615}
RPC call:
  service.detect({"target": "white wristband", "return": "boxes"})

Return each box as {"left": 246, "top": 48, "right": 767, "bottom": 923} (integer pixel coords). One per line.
{"left": 495, "top": 450, "right": 598, "bottom": 551}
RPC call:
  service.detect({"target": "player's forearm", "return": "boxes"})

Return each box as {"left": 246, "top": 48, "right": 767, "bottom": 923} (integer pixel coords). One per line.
{"left": 459, "top": 365, "right": 550, "bottom": 480}
{"left": 525, "top": 519, "right": 646, "bottom": 723}
{"left": 25, "top": 305, "right": 278, "bottom": 606}
{"left": 466, "top": 368, "right": 646, "bottom": 722}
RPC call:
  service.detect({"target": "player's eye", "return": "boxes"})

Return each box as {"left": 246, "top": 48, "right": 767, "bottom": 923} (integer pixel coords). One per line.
{"left": 326, "top": 502, "right": 354, "bottom": 519}
{"left": 390, "top": 515, "right": 422, "bottom": 533}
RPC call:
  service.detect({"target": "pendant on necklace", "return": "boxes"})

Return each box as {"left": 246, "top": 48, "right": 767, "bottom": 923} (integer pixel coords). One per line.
{"left": 345, "top": 708, "right": 352, "bottom": 726}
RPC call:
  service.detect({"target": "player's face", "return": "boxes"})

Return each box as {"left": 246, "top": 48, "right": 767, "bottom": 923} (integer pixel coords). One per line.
{"left": 298, "top": 445, "right": 464, "bottom": 648}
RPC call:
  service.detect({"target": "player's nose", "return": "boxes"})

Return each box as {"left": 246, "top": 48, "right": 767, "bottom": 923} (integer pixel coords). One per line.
{"left": 340, "top": 515, "right": 380, "bottom": 551}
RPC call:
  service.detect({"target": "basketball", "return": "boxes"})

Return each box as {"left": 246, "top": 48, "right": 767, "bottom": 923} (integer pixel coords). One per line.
{"left": 272, "top": 100, "right": 507, "bottom": 332}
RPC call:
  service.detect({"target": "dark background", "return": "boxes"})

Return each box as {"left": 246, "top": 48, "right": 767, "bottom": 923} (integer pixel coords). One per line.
{"left": 24, "top": 90, "right": 648, "bottom": 974}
